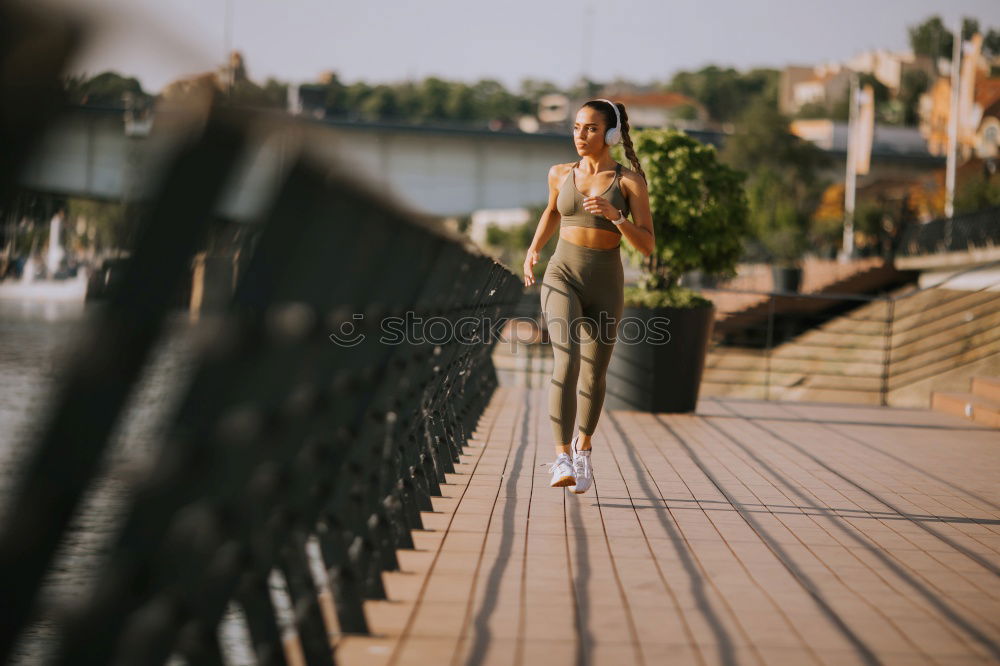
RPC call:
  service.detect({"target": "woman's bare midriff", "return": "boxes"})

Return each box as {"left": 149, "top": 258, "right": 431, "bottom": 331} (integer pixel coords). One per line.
{"left": 560, "top": 226, "right": 622, "bottom": 250}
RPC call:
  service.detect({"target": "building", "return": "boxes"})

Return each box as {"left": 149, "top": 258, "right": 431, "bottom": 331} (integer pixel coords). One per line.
{"left": 921, "top": 76, "right": 952, "bottom": 157}
{"left": 972, "top": 78, "right": 1000, "bottom": 159}
{"left": 781, "top": 50, "right": 936, "bottom": 117}
{"left": 534, "top": 90, "right": 707, "bottom": 132}
{"left": 977, "top": 96, "right": 1000, "bottom": 159}
{"left": 597, "top": 91, "right": 709, "bottom": 130}
{"left": 844, "top": 49, "right": 936, "bottom": 93}
{"left": 779, "top": 65, "right": 815, "bottom": 115}
{"left": 919, "top": 56, "right": 1000, "bottom": 159}
{"left": 779, "top": 63, "right": 853, "bottom": 115}
{"left": 537, "top": 93, "right": 570, "bottom": 124}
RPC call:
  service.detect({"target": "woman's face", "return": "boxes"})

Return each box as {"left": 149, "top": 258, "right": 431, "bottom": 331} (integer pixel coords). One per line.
{"left": 573, "top": 106, "right": 607, "bottom": 156}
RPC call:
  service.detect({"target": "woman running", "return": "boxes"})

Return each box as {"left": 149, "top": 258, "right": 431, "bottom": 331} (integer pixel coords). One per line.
{"left": 523, "top": 99, "right": 654, "bottom": 493}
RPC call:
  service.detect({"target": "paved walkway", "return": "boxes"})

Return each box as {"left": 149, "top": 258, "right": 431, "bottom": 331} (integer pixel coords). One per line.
{"left": 334, "top": 388, "right": 1000, "bottom": 666}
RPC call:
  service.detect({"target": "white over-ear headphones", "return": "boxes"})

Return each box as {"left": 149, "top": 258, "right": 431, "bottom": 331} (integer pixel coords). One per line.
{"left": 593, "top": 98, "right": 621, "bottom": 146}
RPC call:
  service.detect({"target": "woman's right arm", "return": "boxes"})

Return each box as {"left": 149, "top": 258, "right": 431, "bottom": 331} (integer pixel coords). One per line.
{"left": 523, "top": 164, "right": 565, "bottom": 287}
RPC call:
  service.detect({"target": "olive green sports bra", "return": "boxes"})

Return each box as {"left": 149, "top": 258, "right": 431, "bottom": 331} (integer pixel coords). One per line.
{"left": 557, "top": 161, "right": 630, "bottom": 235}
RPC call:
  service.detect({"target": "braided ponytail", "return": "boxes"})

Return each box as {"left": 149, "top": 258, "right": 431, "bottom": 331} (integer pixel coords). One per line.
{"left": 614, "top": 102, "right": 646, "bottom": 185}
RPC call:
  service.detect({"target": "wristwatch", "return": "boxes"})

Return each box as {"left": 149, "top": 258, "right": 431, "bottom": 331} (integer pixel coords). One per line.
{"left": 610, "top": 209, "right": 627, "bottom": 226}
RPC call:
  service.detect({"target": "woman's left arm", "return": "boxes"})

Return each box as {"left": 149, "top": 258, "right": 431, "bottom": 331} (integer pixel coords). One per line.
{"left": 616, "top": 173, "right": 655, "bottom": 257}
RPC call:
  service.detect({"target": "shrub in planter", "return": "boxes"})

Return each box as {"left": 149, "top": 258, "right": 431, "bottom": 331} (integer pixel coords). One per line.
{"left": 762, "top": 226, "right": 807, "bottom": 292}
{"left": 606, "top": 128, "right": 750, "bottom": 412}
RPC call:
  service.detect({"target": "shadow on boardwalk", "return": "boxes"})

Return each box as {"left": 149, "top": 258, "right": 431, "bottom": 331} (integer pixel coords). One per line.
{"left": 335, "top": 388, "right": 1000, "bottom": 666}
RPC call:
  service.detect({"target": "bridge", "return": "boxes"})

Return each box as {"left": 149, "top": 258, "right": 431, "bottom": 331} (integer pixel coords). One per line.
{"left": 2, "top": 7, "right": 997, "bottom": 666}
{"left": 16, "top": 106, "right": 941, "bottom": 219}
{"left": 16, "top": 105, "right": 578, "bottom": 217}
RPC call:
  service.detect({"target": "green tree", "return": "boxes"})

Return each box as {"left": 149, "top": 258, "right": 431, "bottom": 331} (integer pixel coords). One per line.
{"left": 518, "top": 77, "right": 561, "bottom": 102}
{"left": 359, "top": 85, "right": 401, "bottom": 120}
{"left": 722, "top": 97, "right": 826, "bottom": 180}
{"left": 898, "top": 69, "right": 930, "bottom": 126}
{"left": 227, "top": 78, "right": 287, "bottom": 108}
{"left": 469, "top": 78, "right": 524, "bottom": 122}
{"left": 260, "top": 78, "right": 289, "bottom": 107}
{"left": 908, "top": 16, "right": 983, "bottom": 60}
{"left": 672, "top": 104, "right": 700, "bottom": 121}
{"left": 622, "top": 128, "right": 750, "bottom": 308}
{"left": 720, "top": 97, "right": 830, "bottom": 263}
{"left": 415, "top": 77, "right": 450, "bottom": 121}
{"left": 963, "top": 18, "right": 981, "bottom": 41}
{"left": 344, "top": 81, "right": 375, "bottom": 119}
{"left": 668, "top": 66, "right": 779, "bottom": 123}
{"left": 744, "top": 167, "right": 806, "bottom": 261}
{"left": 321, "top": 73, "right": 350, "bottom": 116}
{"left": 300, "top": 74, "right": 540, "bottom": 125}
{"left": 954, "top": 174, "right": 1000, "bottom": 214}
{"left": 985, "top": 29, "right": 1000, "bottom": 57}
{"left": 910, "top": 16, "right": 952, "bottom": 59}
{"left": 741, "top": 68, "right": 781, "bottom": 108}
{"left": 64, "top": 71, "right": 146, "bottom": 107}
{"left": 443, "top": 83, "right": 476, "bottom": 121}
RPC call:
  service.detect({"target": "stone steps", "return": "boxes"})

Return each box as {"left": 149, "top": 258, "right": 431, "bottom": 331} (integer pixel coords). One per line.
{"left": 703, "top": 287, "right": 1000, "bottom": 407}
{"left": 931, "top": 375, "right": 1000, "bottom": 428}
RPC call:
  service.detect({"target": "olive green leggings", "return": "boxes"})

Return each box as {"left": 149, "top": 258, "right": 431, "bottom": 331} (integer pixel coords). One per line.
{"left": 540, "top": 239, "right": 624, "bottom": 445}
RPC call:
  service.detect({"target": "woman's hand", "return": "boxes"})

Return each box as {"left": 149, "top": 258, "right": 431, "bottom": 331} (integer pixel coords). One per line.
{"left": 582, "top": 196, "right": 619, "bottom": 221}
{"left": 523, "top": 249, "right": 539, "bottom": 287}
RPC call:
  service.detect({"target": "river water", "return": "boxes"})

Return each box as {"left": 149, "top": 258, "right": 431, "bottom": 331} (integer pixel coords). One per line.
{"left": 0, "top": 300, "right": 259, "bottom": 664}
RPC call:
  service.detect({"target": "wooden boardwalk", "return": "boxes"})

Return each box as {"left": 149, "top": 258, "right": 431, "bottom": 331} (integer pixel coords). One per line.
{"left": 333, "top": 387, "right": 1000, "bottom": 666}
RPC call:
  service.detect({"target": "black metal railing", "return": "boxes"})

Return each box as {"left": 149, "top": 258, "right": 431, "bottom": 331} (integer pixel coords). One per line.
{"left": 700, "top": 259, "right": 1000, "bottom": 404}
{"left": 896, "top": 206, "right": 1000, "bottom": 257}
{"left": 0, "top": 7, "right": 522, "bottom": 664}
{"left": 506, "top": 262, "right": 1000, "bottom": 407}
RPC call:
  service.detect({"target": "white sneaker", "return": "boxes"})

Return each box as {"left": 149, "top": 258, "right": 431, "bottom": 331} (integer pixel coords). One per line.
{"left": 545, "top": 452, "right": 576, "bottom": 487}
{"left": 569, "top": 436, "right": 593, "bottom": 494}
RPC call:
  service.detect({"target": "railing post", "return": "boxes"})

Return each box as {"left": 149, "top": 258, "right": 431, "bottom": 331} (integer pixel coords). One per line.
{"left": 236, "top": 572, "right": 291, "bottom": 666}
{"left": 765, "top": 294, "right": 775, "bottom": 401}
{"left": 526, "top": 329, "right": 535, "bottom": 390}
{"left": 881, "top": 297, "right": 895, "bottom": 407}
{"left": 279, "top": 530, "right": 336, "bottom": 665}
{"left": 315, "top": 516, "right": 369, "bottom": 635}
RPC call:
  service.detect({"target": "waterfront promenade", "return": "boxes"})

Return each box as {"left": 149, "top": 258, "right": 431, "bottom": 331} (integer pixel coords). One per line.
{"left": 332, "top": 387, "right": 1000, "bottom": 666}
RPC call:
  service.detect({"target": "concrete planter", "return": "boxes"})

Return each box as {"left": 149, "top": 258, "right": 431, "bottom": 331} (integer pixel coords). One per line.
{"left": 605, "top": 303, "right": 715, "bottom": 413}
{"left": 771, "top": 265, "right": 802, "bottom": 293}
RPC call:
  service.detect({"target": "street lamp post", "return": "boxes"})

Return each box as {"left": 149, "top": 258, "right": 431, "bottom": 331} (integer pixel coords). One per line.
{"left": 945, "top": 17, "right": 962, "bottom": 219}
{"left": 223, "top": 0, "right": 235, "bottom": 92}
{"left": 840, "top": 72, "right": 859, "bottom": 263}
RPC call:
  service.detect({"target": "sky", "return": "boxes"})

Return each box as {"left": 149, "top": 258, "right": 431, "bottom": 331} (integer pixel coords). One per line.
{"left": 27, "top": 0, "right": 1000, "bottom": 94}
